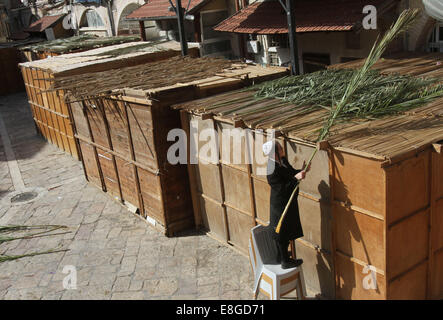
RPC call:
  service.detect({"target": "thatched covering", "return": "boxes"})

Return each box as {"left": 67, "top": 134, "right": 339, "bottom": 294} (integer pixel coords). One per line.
{"left": 174, "top": 53, "right": 443, "bottom": 161}
{"left": 19, "top": 35, "right": 140, "bottom": 54}
{"left": 20, "top": 40, "right": 199, "bottom": 75}
{"left": 49, "top": 57, "right": 283, "bottom": 99}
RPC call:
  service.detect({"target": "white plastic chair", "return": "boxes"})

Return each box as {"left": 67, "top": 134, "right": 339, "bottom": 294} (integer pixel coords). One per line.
{"left": 249, "top": 225, "right": 306, "bottom": 300}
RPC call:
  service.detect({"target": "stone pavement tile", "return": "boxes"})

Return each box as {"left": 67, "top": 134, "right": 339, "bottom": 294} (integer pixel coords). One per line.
{"left": 118, "top": 256, "right": 137, "bottom": 276}
{"left": 61, "top": 285, "right": 112, "bottom": 300}
{"left": 128, "top": 278, "right": 144, "bottom": 291}
{"left": 197, "top": 283, "right": 220, "bottom": 298}
{"left": 112, "top": 276, "right": 131, "bottom": 292}
{"left": 3, "top": 287, "right": 46, "bottom": 300}
{"left": 175, "top": 278, "right": 198, "bottom": 296}
{"left": 112, "top": 291, "right": 144, "bottom": 300}
{"left": 144, "top": 278, "right": 178, "bottom": 297}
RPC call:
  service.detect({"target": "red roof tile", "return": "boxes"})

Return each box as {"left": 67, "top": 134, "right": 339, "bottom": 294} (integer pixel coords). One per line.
{"left": 24, "top": 14, "right": 66, "bottom": 33}
{"left": 126, "top": 0, "right": 208, "bottom": 20}
{"left": 214, "top": 0, "right": 397, "bottom": 34}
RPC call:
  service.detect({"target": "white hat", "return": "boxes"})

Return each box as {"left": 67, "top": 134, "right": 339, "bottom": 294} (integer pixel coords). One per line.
{"left": 262, "top": 141, "right": 275, "bottom": 156}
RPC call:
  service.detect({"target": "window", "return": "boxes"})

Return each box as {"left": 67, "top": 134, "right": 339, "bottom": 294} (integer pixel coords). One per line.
{"left": 268, "top": 51, "right": 280, "bottom": 66}
{"left": 269, "top": 34, "right": 289, "bottom": 48}
{"left": 428, "top": 23, "right": 443, "bottom": 53}
{"left": 80, "top": 9, "right": 105, "bottom": 29}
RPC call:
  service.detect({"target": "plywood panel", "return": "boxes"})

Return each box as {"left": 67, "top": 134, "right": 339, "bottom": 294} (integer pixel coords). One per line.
{"left": 85, "top": 102, "right": 109, "bottom": 148}
{"left": 138, "top": 167, "right": 163, "bottom": 222}
{"left": 199, "top": 196, "right": 226, "bottom": 241}
{"left": 434, "top": 199, "right": 443, "bottom": 251}
{"left": 431, "top": 250, "right": 443, "bottom": 299}
{"left": 126, "top": 102, "right": 157, "bottom": 168}
{"left": 226, "top": 206, "right": 254, "bottom": 253}
{"left": 335, "top": 205, "right": 384, "bottom": 270}
{"left": 298, "top": 196, "right": 332, "bottom": 252}
{"left": 332, "top": 150, "right": 385, "bottom": 217}
{"left": 79, "top": 141, "right": 101, "bottom": 189}
{"left": 388, "top": 261, "right": 427, "bottom": 300}
{"left": 97, "top": 148, "right": 120, "bottom": 198}
{"left": 221, "top": 165, "right": 252, "bottom": 215}
{"left": 115, "top": 157, "right": 138, "bottom": 207}
{"left": 286, "top": 142, "right": 330, "bottom": 201}
{"left": 386, "top": 150, "right": 431, "bottom": 225}
{"left": 336, "top": 254, "right": 386, "bottom": 300}
{"left": 387, "top": 209, "right": 429, "bottom": 280}
{"left": 294, "top": 243, "right": 335, "bottom": 298}
{"left": 217, "top": 122, "right": 249, "bottom": 169}
{"left": 435, "top": 149, "right": 443, "bottom": 199}
{"left": 195, "top": 162, "right": 222, "bottom": 202}
{"left": 253, "top": 177, "right": 271, "bottom": 223}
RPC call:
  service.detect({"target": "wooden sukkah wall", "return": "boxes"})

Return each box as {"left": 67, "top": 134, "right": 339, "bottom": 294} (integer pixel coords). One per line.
{"left": 20, "top": 42, "right": 199, "bottom": 159}
{"left": 58, "top": 58, "right": 289, "bottom": 236}
{"left": 174, "top": 53, "right": 443, "bottom": 299}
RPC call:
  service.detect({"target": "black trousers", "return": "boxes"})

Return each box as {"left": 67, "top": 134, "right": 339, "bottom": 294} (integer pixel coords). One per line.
{"left": 261, "top": 226, "right": 296, "bottom": 265}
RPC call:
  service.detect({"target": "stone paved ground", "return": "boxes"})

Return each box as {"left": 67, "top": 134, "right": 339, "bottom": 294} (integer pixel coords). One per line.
{"left": 0, "top": 92, "right": 301, "bottom": 300}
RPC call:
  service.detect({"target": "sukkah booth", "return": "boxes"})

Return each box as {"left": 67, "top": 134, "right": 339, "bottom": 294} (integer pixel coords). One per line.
{"left": 52, "top": 57, "right": 288, "bottom": 236}
{"left": 19, "top": 41, "right": 199, "bottom": 159}
{"left": 173, "top": 53, "right": 443, "bottom": 299}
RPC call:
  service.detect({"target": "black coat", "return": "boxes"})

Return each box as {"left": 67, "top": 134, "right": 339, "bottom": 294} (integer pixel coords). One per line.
{"left": 267, "top": 157, "right": 304, "bottom": 242}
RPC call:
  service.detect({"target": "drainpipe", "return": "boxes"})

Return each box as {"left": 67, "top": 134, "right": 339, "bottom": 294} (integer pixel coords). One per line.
{"left": 106, "top": 0, "right": 116, "bottom": 36}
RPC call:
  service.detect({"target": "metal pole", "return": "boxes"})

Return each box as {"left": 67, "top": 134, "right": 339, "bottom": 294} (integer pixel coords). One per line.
{"left": 175, "top": 0, "right": 188, "bottom": 56}
{"left": 106, "top": 0, "right": 116, "bottom": 36}
{"left": 286, "top": 0, "right": 300, "bottom": 75}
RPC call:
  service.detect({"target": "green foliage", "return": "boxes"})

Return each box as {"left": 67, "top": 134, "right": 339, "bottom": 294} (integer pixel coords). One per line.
{"left": 253, "top": 68, "right": 443, "bottom": 121}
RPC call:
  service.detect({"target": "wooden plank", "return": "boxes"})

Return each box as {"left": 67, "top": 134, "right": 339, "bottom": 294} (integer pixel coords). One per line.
{"left": 385, "top": 150, "right": 431, "bottom": 226}
{"left": 98, "top": 99, "right": 123, "bottom": 202}
{"left": 81, "top": 101, "right": 106, "bottom": 192}
{"left": 387, "top": 209, "right": 429, "bottom": 281}
{"left": 332, "top": 150, "right": 386, "bottom": 218}
{"left": 335, "top": 205, "right": 385, "bottom": 271}
{"left": 294, "top": 242, "right": 335, "bottom": 298}
{"left": 336, "top": 253, "right": 386, "bottom": 299}
{"left": 180, "top": 110, "right": 203, "bottom": 228}
{"left": 122, "top": 100, "right": 145, "bottom": 217}
{"left": 388, "top": 260, "right": 427, "bottom": 300}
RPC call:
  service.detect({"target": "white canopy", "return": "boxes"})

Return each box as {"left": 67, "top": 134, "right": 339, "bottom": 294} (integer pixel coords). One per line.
{"left": 423, "top": 0, "right": 443, "bottom": 21}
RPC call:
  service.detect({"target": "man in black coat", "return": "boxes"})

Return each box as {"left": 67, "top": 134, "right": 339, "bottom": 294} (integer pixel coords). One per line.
{"left": 263, "top": 140, "right": 309, "bottom": 269}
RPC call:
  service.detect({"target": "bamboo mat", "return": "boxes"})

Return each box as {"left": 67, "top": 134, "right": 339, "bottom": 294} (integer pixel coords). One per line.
{"left": 174, "top": 53, "right": 443, "bottom": 161}
{"left": 49, "top": 57, "right": 287, "bottom": 99}
{"left": 19, "top": 40, "right": 199, "bottom": 74}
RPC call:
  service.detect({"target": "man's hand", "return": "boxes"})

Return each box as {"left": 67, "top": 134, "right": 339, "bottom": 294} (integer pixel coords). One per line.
{"left": 302, "top": 160, "right": 312, "bottom": 173}
{"left": 295, "top": 160, "right": 311, "bottom": 180}
{"left": 295, "top": 170, "right": 306, "bottom": 180}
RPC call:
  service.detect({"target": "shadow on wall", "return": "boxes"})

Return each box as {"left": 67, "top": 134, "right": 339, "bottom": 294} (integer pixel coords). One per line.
{"left": 331, "top": 150, "right": 380, "bottom": 299}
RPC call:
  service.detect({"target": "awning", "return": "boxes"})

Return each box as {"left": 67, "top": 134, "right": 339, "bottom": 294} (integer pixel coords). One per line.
{"left": 126, "top": 0, "right": 209, "bottom": 20}
{"left": 423, "top": 0, "right": 443, "bottom": 21}
{"left": 23, "top": 14, "right": 66, "bottom": 33}
{"left": 214, "top": 0, "right": 398, "bottom": 35}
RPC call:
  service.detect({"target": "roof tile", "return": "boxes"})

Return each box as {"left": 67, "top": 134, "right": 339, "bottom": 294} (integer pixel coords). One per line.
{"left": 24, "top": 14, "right": 66, "bottom": 33}
{"left": 126, "top": 0, "right": 206, "bottom": 20}
{"left": 214, "top": 0, "right": 395, "bottom": 34}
